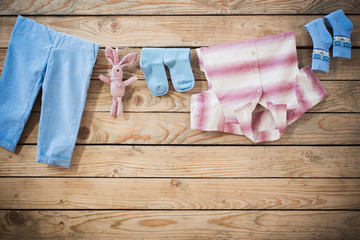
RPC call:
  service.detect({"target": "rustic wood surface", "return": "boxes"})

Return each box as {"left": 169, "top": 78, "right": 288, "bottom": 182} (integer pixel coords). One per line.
{"left": 29, "top": 80, "right": 360, "bottom": 113}
{"left": 89, "top": 48, "right": 360, "bottom": 81}
{"left": 1, "top": 146, "right": 359, "bottom": 177}
{"left": 1, "top": 48, "right": 359, "bottom": 81}
{"left": 0, "top": 0, "right": 359, "bottom": 239}
{"left": 19, "top": 112, "right": 360, "bottom": 145}
{"left": 0, "top": 16, "right": 360, "bottom": 48}
{"left": 2, "top": 50, "right": 360, "bottom": 113}
{"left": 1, "top": 0, "right": 360, "bottom": 15}
{"left": 1, "top": 211, "right": 359, "bottom": 239}
{"left": 1, "top": 178, "right": 360, "bottom": 209}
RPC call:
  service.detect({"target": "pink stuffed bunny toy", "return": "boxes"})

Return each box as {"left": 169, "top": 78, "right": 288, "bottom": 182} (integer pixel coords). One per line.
{"left": 99, "top": 46, "right": 138, "bottom": 117}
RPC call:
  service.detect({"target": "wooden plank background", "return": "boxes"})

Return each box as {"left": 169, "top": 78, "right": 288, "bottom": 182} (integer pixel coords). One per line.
{"left": 0, "top": 0, "right": 360, "bottom": 239}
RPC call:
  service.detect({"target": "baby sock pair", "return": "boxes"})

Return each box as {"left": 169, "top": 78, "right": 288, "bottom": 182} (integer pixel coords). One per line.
{"left": 305, "top": 9, "right": 353, "bottom": 72}
{"left": 140, "top": 48, "right": 195, "bottom": 96}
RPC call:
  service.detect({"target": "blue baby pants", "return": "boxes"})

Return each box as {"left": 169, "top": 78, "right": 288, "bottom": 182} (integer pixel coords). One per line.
{"left": 0, "top": 16, "right": 99, "bottom": 168}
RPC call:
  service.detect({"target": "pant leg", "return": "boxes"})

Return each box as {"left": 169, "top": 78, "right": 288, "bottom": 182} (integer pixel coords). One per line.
{"left": 36, "top": 32, "right": 99, "bottom": 168}
{"left": 0, "top": 16, "right": 52, "bottom": 152}
{"left": 287, "top": 65, "right": 328, "bottom": 125}
{"left": 191, "top": 91, "right": 226, "bottom": 132}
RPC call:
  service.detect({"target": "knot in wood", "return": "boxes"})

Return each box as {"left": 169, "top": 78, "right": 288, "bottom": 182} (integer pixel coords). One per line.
{"left": 171, "top": 178, "right": 181, "bottom": 188}
{"left": 133, "top": 95, "right": 144, "bottom": 106}
{"left": 6, "top": 210, "right": 25, "bottom": 226}
{"left": 304, "top": 151, "right": 312, "bottom": 159}
{"left": 78, "top": 125, "right": 90, "bottom": 140}
{"left": 110, "top": 21, "right": 122, "bottom": 33}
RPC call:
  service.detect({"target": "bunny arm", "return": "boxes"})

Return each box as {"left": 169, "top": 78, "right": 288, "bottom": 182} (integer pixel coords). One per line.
{"left": 99, "top": 74, "right": 111, "bottom": 85}
{"left": 123, "top": 76, "right": 137, "bottom": 86}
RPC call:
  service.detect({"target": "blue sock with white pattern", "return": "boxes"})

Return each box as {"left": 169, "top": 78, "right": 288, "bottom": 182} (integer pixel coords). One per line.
{"left": 325, "top": 9, "right": 353, "bottom": 59}
{"left": 305, "top": 18, "right": 333, "bottom": 72}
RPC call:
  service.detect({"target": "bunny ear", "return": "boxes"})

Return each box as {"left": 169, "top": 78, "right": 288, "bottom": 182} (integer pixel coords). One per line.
{"left": 114, "top": 47, "right": 119, "bottom": 65}
{"left": 105, "top": 46, "right": 116, "bottom": 66}
{"left": 119, "top": 52, "right": 137, "bottom": 67}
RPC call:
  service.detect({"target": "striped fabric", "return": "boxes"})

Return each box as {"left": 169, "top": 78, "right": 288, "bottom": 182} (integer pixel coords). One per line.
{"left": 191, "top": 32, "right": 328, "bottom": 143}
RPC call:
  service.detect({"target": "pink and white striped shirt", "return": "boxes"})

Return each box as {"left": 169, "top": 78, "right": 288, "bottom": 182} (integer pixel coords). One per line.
{"left": 191, "top": 32, "right": 328, "bottom": 143}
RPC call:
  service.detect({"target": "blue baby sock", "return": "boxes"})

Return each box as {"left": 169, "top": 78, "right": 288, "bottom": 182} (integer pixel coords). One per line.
{"left": 140, "top": 48, "right": 168, "bottom": 96}
{"left": 164, "top": 48, "right": 194, "bottom": 92}
{"left": 325, "top": 9, "right": 353, "bottom": 59}
{"left": 305, "top": 18, "right": 333, "bottom": 72}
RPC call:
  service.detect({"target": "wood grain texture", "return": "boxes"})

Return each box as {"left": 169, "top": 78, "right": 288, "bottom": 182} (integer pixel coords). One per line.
{"left": 27, "top": 80, "right": 360, "bottom": 113}
{"left": 1, "top": 178, "right": 360, "bottom": 209}
{"left": 1, "top": 145, "right": 360, "bottom": 177}
{"left": 0, "top": 16, "right": 360, "bottom": 47}
{"left": 90, "top": 48, "right": 360, "bottom": 81}
{"left": 1, "top": 48, "right": 359, "bottom": 113}
{"left": 19, "top": 112, "right": 360, "bottom": 145}
{"left": 1, "top": 210, "right": 359, "bottom": 239}
{"left": 0, "top": 0, "right": 359, "bottom": 239}
{"left": 2, "top": 48, "right": 360, "bottom": 81}
{"left": 1, "top": 0, "right": 360, "bottom": 15}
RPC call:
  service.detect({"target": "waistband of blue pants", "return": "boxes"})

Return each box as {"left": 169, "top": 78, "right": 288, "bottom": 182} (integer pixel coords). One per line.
{"left": 14, "top": 15, "right": 99, "bottom": 60}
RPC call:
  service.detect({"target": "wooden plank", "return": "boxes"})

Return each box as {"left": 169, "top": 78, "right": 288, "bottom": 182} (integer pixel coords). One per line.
{"left": 2, "top": 48, "right": 359, "bottom": 81}
{"left": 90, "top": 48, "right": 360, "bottom": 81}
{"left": 1, "top": 50, "right": 359, "bottom": 113}
{"left": 1, "top": 210, "right": 359, "bottom": 239}
{"left": 1, "top": 16, "right": 360, "bottom": 48}
{"left": 1, "top": 178, "right": 359, "bottom": 209}
{"left": 1, "top": 48, "right": 359, "bottom": 112}
{"left": 19, "top": 112, "right": 360, "bottom": 145}
{"left": 27, "top": 80, "right": 360, "bottom": 113}
{"left": 1, "top": 0, "right": 360, "bottom": 15}
{"left": 1, "top": 145, "right": 359, "bottom": 177}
